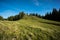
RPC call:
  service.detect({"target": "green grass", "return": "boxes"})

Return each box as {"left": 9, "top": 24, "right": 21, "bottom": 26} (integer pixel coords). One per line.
{"left": 0, "top": 15, "right": 60, "bottom": 40}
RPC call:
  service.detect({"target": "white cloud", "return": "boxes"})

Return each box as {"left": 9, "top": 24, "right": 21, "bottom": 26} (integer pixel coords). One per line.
{"left": 0, "top": 10, "right": 18, "bottom": 18}
{"left": 33, "top": 0, "right": 40, "bottom": 6}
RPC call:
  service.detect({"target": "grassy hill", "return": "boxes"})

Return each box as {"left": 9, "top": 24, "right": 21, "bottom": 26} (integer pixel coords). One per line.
{"left": 0, "top": 15, "right": 60, "bottom": 40}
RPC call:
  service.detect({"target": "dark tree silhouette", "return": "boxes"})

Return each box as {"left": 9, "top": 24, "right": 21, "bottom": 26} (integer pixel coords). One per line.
{"left": 0, "top": 16, "right": 3, "bottom": 20}
{"left": 18, "top": 12, "right": 25, "bottom": 19}
{"left": 7, "top": 12, "right": 25, "bottom": 21}
{"left": 29, "top": 13, "right": 41, "bottom": 18}
{"left": 8, "top": 16, "right": 14, "bottom": 21}
{"left": 44, "top": 8, "right": 60, "bottom": 21}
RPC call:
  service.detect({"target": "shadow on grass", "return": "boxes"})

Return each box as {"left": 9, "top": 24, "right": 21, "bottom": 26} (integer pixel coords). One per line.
{"left": 40, "top": 22, "right": 60, "bottom": 26}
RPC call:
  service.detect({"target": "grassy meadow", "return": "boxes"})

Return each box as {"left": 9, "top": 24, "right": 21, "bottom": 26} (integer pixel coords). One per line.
{"left": 0, "top": 15, "right": 60, "bottom": 40}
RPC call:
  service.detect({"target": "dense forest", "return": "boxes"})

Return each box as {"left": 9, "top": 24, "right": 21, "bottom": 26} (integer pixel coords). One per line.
{"left": 43, "top": 8, "right": 60, "bottom": 22}
{"left": 0, "top": 8, "right": 60, "bottom": 22}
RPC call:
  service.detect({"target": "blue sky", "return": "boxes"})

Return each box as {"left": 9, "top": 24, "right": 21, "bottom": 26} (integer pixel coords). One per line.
{"left": 0, "top": 0, "right": 60, "bottom": 18}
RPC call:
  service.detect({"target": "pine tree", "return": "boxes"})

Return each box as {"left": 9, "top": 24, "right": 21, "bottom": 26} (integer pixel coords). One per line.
{"left": 18, "top": 12, "right": 25, "bottom": 19}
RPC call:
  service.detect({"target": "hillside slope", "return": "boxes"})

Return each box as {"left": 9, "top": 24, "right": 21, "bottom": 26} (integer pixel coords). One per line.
{"left": 0, "top": 15, "right": 60, "bottom": 40}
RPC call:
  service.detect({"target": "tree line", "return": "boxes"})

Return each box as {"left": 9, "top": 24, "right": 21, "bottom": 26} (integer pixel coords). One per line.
{"left": 0, "top": 12, "right": 25, "bottom": 21}
{"left": 29, "top": 13, "right": 41, "bottom": 18}
{"left": 29, "top": 8, "right": 60, "bottom": 22}
{"left": 43, "top": 8, "right": 60, "bottom": 22}
{"left": 7, "top": 12, "right": 25, "bottom": 21}
{"left": 0, "top": 8, "right": 60, "bottom": 21}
